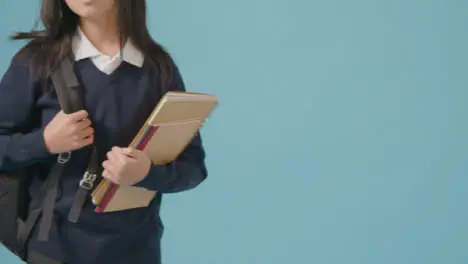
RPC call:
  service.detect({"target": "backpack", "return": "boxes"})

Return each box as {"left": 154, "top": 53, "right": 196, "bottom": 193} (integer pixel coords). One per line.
{"left": 0, "top": 57, "right": 100, "bottom": 261}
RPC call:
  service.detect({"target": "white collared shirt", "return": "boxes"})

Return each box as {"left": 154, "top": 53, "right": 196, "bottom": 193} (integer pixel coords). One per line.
{"left": 72, "top": 29, "right": 144, "bottom": 75}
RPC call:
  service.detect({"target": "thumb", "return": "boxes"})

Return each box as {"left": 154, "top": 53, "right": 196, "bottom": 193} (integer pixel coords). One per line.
{"left": 121, "top": 147, "right": 139, "bottom": 157}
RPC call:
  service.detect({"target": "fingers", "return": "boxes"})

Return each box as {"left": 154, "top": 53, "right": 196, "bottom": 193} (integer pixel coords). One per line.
{"left": 120, "top": 147, "right": 139, "bottom": 158}
{"left": 101, "top": 147, "right": 150, "bottom": 186}
{"left": 71, "top": 126, "right": 93, "bottom": 149}
{"left": 102, "top": 162, "right": 119, "bottom": 184}
{"left": 110, "top": 147, "right": 139, "bottom": 160}
{"left": 102, "top": 150, "right": 130, "bottom": 184}
{"left": 107, "top": 148, "right": 125, "bottom": 164}
{"left": 78, "top": 126, "right": 94, "bottom": 139}
{"left": 102, "top": 160, "right": 117, "bottom": 176}
{"left": 69, "top": 111, "right": 93, "bottom": 141}
{"left": 76, "top": 118, "right": 92, "bottom": 130}
{"left": 81, "top": 134, "right": 94, "bottom": 147}
{"left": 102, "top": 148, "right": 136, "bottom": 178}
{"left": 68, "top": 110, "right": 89, "bottom": 121}
{"left": 72, "top": 134, "right": 94, "bottom": 149}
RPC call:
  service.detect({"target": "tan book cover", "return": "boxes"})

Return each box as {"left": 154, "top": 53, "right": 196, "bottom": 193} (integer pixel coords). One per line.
{"left": 92, "top": 91, "right": 218, "bottom": 212}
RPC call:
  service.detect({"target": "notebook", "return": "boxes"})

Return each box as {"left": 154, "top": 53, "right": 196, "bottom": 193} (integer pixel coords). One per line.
{"left": 91, "top": 91, "right": 218, "bottom": 212}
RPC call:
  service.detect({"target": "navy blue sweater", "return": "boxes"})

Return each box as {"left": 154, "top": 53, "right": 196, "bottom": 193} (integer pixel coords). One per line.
{"left": 0, "top": 54, "right": 207, "bottom": 263}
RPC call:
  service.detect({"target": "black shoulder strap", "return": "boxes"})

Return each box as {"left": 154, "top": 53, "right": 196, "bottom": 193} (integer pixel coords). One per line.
{"left": 51, "top": 58, "right": 101, "bottom": 223}
{"left": 32, "top": 58, "right": 100, "bottom": 242}
{"left": 50, "top": 58, "right": 84, "bottom": 113}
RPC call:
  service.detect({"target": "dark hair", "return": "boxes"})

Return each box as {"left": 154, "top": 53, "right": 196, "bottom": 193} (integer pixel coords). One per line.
{"left": 11, "top": 0, "right": 174, "bottom": 90}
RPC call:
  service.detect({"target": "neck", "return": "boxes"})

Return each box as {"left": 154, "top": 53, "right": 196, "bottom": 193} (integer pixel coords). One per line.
{"left": 79, "top": 12, "right": 121, "bottom": 56}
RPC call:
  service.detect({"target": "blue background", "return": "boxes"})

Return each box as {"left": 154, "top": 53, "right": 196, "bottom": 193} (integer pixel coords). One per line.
{"left": 1, "top": 0, "right": 467, "bottom": 263}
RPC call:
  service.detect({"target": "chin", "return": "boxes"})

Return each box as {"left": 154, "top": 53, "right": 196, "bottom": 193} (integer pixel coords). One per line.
{"left": 75, "top": 7, "right": 100, "bottom": 18}
{"left": 65, "top": 0, "right": 116, "bottom": 21}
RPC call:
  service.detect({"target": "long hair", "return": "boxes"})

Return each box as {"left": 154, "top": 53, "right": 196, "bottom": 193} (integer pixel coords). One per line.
{"left": 11, "top": 0, "right": 173, "bottom": 91}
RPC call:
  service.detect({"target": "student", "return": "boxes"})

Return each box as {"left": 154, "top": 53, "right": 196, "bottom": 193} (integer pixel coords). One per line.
{"left": 0, "top": 0, "right": 207, "bottom": 263}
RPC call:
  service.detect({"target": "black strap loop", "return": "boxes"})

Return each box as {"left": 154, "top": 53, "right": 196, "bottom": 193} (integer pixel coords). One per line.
{"left": 68, "top": 146, "right": 100, "bottom": 223}
{"left": 36, "top": 159, "right": 66, "bottom": 241}
{"left": 19, "top": 157, "right": 66, "bottom": 243}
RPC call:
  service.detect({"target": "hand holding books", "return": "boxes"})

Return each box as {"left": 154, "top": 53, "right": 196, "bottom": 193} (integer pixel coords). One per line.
{"left": 102, "top": 146, "right": 152, "bottom": 186}
{"left": 92, "top": 91, "right": 218, "bottom": 213}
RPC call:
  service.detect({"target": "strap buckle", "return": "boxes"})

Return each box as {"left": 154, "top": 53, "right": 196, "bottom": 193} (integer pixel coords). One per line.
{"left": 79, "top": 171, "right": 97, "bottom": 190}
{"left": 57, "top": 152, "right": 71, "bottom": 164}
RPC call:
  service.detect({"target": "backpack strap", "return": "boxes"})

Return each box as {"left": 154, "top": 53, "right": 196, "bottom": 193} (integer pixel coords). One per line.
{"left": 20, "top": 57, "right": 101, "bottom": 243}
{"left": 67, "top": 147, "right": 99, "bottom": 223}
{"left": 51, "top": 56, "right": 83, "bottom": 113}
{"left": 52, "top": 58, "right": 100, "bottom": 224}
{"left": 50, "top": 57, "right": 101, "bottom": 222}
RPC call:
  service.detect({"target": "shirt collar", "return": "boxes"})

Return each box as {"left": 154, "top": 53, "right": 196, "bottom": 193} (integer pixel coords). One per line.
{"left": 72, "top": 28, "right": 144, "bottom": 67}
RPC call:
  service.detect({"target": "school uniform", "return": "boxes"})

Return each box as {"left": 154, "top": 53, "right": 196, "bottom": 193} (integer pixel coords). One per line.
{"left": 0, "top": 29, "right": 207, "bottom": 264}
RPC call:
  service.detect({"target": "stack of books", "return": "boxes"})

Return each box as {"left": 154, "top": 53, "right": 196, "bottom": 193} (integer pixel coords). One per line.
{"left": 91, "top": 91, "right": 218, "bottom": 212}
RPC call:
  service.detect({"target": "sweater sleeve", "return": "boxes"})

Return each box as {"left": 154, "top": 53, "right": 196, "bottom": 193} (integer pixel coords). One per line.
{"left": 133, "top": 65, "right": 208, "bottom": 193}
{"left": 0, "top": 58, "right": 52, "bottom": 171}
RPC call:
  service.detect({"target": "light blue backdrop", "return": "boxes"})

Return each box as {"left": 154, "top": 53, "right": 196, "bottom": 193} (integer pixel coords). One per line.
{"left": 1, "top": 1, "right": 467, "bottom": 263}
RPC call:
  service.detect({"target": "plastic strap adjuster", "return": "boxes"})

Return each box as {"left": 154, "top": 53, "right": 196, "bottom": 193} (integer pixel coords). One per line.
{"left": 79, "top": 171, "right": 97, "bottom": 190}
{"left": 57, "top": 152, "right": 71, "bottom": 164}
